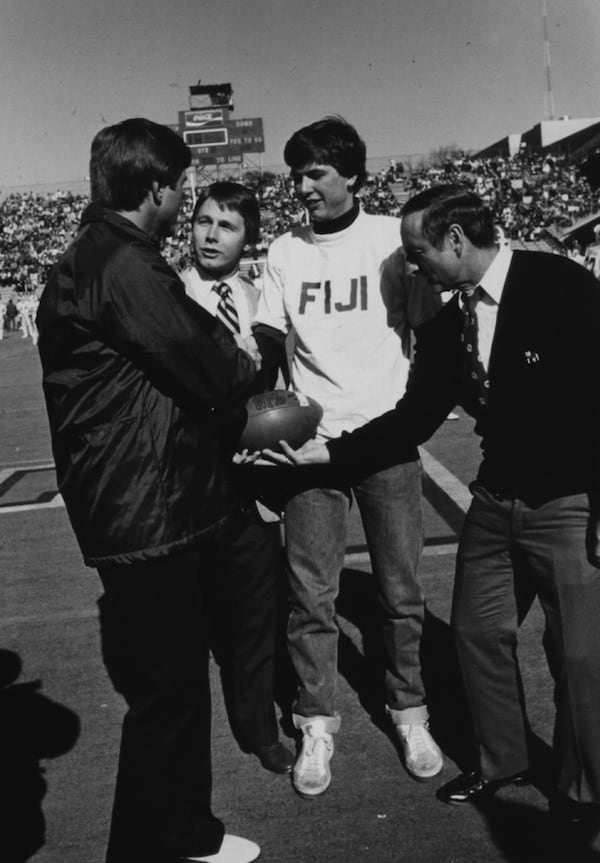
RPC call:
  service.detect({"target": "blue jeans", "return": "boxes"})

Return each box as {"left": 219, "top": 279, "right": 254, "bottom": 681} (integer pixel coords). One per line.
{"left": 284, "top": 460, "right": 426, "bottom": 719}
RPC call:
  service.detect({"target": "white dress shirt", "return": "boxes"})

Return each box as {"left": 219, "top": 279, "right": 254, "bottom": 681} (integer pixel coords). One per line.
{"left": 180, "top": 267, "right": 253, "bottom": 338}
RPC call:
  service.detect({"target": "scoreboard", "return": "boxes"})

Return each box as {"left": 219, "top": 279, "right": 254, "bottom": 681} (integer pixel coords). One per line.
{"left": 179, "top": 108, "right": 264, "bottom": 167}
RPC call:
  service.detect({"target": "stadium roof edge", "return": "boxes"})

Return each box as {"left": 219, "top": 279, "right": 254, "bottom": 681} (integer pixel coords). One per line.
{"left": 475, "top": 116, "right": 600, "bottom": 160}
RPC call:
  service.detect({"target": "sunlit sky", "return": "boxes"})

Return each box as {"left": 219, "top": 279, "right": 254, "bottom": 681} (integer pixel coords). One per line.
{"left": 2, "top": 0, "right": 599, "bottom": 187}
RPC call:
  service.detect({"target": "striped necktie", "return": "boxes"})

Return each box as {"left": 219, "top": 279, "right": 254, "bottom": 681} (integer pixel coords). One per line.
{"left": 460, "top": 286, "right": 488, "bottom": 410}
{"left": 213, "top": 281, "right": 240, "bottom": 335}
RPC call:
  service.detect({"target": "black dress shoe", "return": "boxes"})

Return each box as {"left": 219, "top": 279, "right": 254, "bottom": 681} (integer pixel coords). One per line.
{"left": 437, "top": 770, "right": 530, "bottom": 805}
{"left": 253, "top": 741, "right": 295, "bottom": 774}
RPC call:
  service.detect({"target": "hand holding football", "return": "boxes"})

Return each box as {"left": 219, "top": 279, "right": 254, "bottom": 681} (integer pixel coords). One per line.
{"left": 239, "top": 390, "right": 323, "bottom": 452}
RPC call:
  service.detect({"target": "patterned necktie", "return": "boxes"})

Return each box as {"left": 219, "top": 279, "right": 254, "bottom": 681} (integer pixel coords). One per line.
{"left": 213, "top": 281, "right": 240, "bottom": 335}
{"left": 460, "top": 287, "right": 488, "bottom": 410}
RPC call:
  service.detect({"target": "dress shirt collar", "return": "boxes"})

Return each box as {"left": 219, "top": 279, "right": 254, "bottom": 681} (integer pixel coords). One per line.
{"left": 194, "top": 265, "right": 241, "bottom": 290}
{"left": 478, "top": 243, "right": 513, "bottom": 305}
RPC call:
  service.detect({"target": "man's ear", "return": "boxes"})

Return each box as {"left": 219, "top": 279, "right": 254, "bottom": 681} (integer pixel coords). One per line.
{"left": 346, "top": 174, "right": 358, "bottom": 193}
{"left": 448, "top": 223, "right": 465, "bottom": 255}
{"left": 151, "top": 181, "right": 164, "bottom": 206}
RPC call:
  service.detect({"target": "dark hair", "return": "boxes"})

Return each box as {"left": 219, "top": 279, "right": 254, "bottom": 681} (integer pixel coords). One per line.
{"left": 191, "top": 181, "right": 260, "bottom": 246}
{"left": 401, "top": 184, "right": 496, "bottom": 249}
{"left": 90, "top": 117, "right": 191, "bottom": 211}
{"left": 284, "top": 116, "right": 367, "bottom": 193}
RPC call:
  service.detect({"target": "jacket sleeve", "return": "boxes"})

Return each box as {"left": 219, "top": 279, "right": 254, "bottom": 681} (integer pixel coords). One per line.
{"left": 326, "top": 300, "right": 463, "bottom": 475}
{"left": 97, "top": 246, "right": 256, "bottom": 416}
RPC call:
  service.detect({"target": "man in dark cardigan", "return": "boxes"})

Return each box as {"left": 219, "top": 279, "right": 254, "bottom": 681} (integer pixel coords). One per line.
{"left": 267, "top": 184, "right": 600, "bottom": 832}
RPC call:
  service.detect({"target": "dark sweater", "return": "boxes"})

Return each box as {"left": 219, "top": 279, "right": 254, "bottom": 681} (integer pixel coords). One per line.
{"left": 328, "top": 250, "right": 600, "bottom": 505}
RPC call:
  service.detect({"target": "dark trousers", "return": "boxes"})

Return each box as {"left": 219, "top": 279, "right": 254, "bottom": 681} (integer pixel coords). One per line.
{"left": 214, "top": 505, "right": 283, "bottom": 748}
{"left": 452, "top": 483, "right": 600, "bottom": 803}
{"left": 98, "top": 546, "right": 224, "bottom": 863}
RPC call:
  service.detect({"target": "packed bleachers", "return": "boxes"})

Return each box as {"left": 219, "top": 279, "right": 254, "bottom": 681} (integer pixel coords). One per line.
{"left": 2, "top": 151, "right": 600, "bottom": 298}
{"left": 404, "top": 151, "right": 600, "bottom": 243}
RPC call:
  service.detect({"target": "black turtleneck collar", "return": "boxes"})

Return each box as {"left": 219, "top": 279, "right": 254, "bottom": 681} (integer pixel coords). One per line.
{"left": 312, "top": 199, "right": 360, "bottom": 235}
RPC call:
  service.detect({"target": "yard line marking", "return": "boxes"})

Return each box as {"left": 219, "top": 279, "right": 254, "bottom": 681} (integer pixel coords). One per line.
{"left": 0, "top": 461, "right": 55, "bottom": 477}
{"left": 0, "top": 493, "right": 64, "bottom": 514}
{"left": 419, "top": 447, "right": 472, "bottom": 513}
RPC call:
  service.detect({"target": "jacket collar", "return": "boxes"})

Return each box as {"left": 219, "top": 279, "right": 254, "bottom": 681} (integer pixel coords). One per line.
{"left": 80, "top": 203, "right": 154, "bottom": 244}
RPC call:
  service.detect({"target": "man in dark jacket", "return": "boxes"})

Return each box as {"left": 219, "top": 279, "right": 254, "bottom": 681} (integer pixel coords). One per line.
{"left": 37, "top": 118, "right": 260, "bottom": 863}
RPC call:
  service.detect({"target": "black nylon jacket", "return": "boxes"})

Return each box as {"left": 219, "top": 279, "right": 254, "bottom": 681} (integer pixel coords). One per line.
{"left": 37, "top": 204, "right": 256, "bottom": 567}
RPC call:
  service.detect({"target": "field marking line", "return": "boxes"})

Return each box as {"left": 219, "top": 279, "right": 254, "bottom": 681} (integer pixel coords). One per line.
{"left": 0, "top": 493, "right": 64, "bottom": 514}
{"left": 419, "top": 446, "right": 472, "bottom": 513}
{"left": 0, "top": 460, "right": 55, "bottom": 471}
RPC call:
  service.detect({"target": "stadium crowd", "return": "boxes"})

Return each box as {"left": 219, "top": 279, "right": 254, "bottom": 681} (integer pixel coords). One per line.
{"left": 405, "top": 149, "right": 600, "bottom": 242}
{"left": 1, "top": 149, "right": 600, "bottom": 308}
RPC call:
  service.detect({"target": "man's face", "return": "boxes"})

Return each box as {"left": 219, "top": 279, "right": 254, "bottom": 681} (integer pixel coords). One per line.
{"left": 192, "top": 197, "right": 247, "bottom": 279}
{"left": 156, "top": 171, "right": 188, "bottom": 238}
{"left": 401, "top": 211, "right": 461, "bottom": 290}
{"left": 291, "top": 162, "right": 356, "bottom": 222}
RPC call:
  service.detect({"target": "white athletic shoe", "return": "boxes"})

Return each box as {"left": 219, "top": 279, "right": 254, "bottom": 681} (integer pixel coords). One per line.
{"left": 292, "top": 718, "right": 335, "bottom": 797}
{"left": 181, "top": 834, "right": 260, "bottom": 862}
{"left": 395, "top": 721, "right": 443, "bottom": 780}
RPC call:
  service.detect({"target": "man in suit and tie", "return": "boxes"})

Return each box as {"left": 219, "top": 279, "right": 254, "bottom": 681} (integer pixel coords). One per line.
{"left": 269, "top": 183, "right": 600, "bottom": 829}
{"left": 179, "top": 181, "right": 295, "bottom": 777}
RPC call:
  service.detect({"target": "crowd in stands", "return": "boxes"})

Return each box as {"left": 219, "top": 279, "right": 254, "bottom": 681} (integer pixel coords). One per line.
{"left": 405, "top": 150, "right": 600, "bottom": 243}
{"left": 0, "top": 190, "right": 86, "bottom": 293}
{"left": 2, "top": 150, "right": 600, "bottom": 315}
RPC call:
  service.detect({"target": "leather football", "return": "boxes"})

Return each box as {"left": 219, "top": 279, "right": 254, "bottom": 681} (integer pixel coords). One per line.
{"left": 239, "top": 390, "right": 323, "bottom": 452}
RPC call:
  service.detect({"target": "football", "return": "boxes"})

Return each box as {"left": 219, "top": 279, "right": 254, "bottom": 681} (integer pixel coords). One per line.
{"left": 239, "top": 390, "right": 323, "bottom": 452}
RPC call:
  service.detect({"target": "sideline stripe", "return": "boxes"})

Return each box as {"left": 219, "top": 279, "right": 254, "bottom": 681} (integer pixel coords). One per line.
{"left": 0, "top": 461, "right": 55, "bottom": 472}
{"left": 0, "top": 462, "right": 62, "bottom": 512}
{"left": 0, "top": 493, "right": 64, "bottom": 514}
{"left": 419, "top": 448, "right": 472, "bottom": 513}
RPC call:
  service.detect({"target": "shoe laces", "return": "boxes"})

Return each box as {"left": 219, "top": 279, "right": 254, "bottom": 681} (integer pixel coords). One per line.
{"left": 301, "top": 733, "right": 333, "bottom": 776}
{"left": 400, "top": 722, "right": 433, "bottom": 755}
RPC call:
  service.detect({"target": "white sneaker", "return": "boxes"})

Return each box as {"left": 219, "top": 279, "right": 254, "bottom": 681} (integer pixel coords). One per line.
{"left": 292, "top": 718, "right": 335, "bottom": 797}
{"left": 396, "top": 721, "right": 443, "bottom": 780}
{"left": 182, "top": 834, "right": 260, "bottom": 862}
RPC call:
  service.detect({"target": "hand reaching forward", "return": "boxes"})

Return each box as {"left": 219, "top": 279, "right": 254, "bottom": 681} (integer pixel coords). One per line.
{"left": 262, "top": 438, "right": 331, "bottom": 466}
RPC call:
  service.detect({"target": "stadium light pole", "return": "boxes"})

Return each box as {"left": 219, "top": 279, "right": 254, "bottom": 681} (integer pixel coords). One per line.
{"left": 542, "top": 0, "right": 555, "bottom": 121}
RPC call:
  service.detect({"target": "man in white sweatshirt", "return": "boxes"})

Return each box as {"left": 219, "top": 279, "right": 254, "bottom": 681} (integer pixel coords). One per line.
{"left": 253, "top": 116, "right": 443, "bottom": 798}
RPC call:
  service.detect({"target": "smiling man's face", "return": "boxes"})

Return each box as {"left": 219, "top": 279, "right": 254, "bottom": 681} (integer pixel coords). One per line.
{"left": 291, "top": 162, "right": 356, "bottom": 222}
